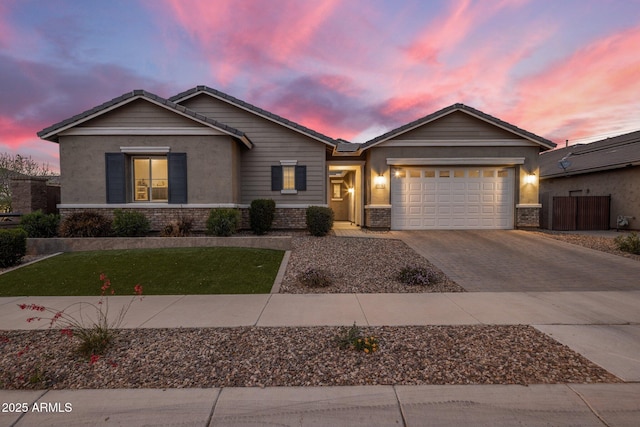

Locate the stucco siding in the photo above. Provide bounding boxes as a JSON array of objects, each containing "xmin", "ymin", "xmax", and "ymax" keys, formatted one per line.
[
  {"xmin": 399, "ymin": 111, "xmax": 519, "ymax": 140},
  {"xmin": 59, "ymin": 135, "xmax": 238, "ymax": 204},
  {"xmin": 180, "ymin": 94, "xmax": 326, "ymax": 204},
  {"xmin": 541, "ymin": 167, "xmax": 640, "ymax": 229},
  {"xmin": 78, "ymin": 99, "xmax": 200, "ymax": 128}
]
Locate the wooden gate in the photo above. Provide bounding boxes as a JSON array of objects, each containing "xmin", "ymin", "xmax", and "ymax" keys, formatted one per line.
[{"xmin": 552, "ymin": 196, "xmax": 610, "ymax": 230}]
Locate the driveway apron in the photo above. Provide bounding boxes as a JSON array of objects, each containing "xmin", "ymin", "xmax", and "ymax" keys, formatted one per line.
[{"xmin": 396, "ymin": 230, "xmax": 640, "ymax": 292}]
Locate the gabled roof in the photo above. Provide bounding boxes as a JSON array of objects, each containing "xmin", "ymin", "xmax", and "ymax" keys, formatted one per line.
[
  {"xmin": 170, "ymin": 85, "xmax": 338, "ymax": 147},
  {"xmin": 360, "ymin": 103, "xmax": 556, "ymax": 150},
  {"xmin": 540, "ymin": 130, "xmax": 640, "ymax": 178},
  {"xmin": 37, "ymin": 90, "xmax": 253, "ymax": 148}
]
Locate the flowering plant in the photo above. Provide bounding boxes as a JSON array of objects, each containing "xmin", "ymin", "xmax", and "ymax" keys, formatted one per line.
[
  {"xmin": 18, "ymin": 274, "xmax": 143, "ymax": 358},
  {"xmin": 336, "ymin": 323, "xmax": 379, "ymax": 354}
]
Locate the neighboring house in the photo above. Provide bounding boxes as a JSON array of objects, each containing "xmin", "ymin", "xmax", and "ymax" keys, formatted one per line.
[
  {"xmin": 38, "ymin": 86, "xmax": 555, "ymax": 231},
  {"xmin": 539, "ymin": 131, "xmax": 640, "ymax": 230}
]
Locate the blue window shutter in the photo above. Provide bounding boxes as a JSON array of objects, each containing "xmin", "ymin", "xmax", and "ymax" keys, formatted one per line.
[
  {"xmin": 295, "ymin": 165, "xmax": 306, "ymax": 191},
  {"xmin": 271, "ymin": 166, "xmax": 282, "ymax": 191},
  {"xmin": 105, "ymin": 153, "xmax": 126, "ymax": 203},
  {"xmin": 168, "ymin": 153, "xmax": 187, "ymax": 204}
]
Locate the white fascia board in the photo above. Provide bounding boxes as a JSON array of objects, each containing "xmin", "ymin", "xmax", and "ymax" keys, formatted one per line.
[
  {"xmin": 364, "ymin": 204, "xmax": 392, "ymax": 209},
  {"xmin": 380, "ymin": 139, "xmax": 535, "ymax": 147},
  {"xmin": 516, "ymin": 204, "xmax": 542, "ymax": 208},
  {"xmin": 61, "ymin": 127, "xmax": 225, "ymax": 136},
  {"xmin": 120, "ymin": 146, "xmax": 171, "ymax": 154},
  {"xmin": 386, "ymin": 157, "xmax": 526, "ymax": 166}
]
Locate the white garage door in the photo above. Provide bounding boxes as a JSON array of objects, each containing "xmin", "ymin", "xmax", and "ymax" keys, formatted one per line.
[{"xmin": 391, "ymin": 167, "xmax": 514, "ymax": 230}]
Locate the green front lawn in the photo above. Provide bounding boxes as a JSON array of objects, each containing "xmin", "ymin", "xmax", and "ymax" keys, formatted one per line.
[{"xmin": 0, "ymin": 247, "xmax": 284, "ymax": 296}]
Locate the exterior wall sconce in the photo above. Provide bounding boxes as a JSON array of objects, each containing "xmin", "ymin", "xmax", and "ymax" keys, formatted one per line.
[
  {"xmin": 347, "ymin": 187, "xmax": 354, "ymax": 194},
  {"xmin": 525, "ymin": 173, "xmax": 536, "ymax": 185},
  {"xmin": 374, "ymin": 174, "xmax": 386, "ymax": 189}
]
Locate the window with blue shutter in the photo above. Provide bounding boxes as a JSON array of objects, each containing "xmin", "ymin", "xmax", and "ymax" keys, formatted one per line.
[
  {"xmin": 271, "ymin": 162, "xmax": 306, "ymax": 193},
  {"xmin": 168, "ymin": 153, "xmax": 188, "ymax": 204},
  {"xmin": 105, "ymin": 153, "xmax": 126, "ymax": 203}
]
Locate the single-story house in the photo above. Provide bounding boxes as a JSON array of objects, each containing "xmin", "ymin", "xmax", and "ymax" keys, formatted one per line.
[
  {"xmin": 539, "ymin": 130, "xmax": 640, "ymax": 230},
  {"xmin": 38, "ymin": 86, "xmax": 555, "ymax": 231}
]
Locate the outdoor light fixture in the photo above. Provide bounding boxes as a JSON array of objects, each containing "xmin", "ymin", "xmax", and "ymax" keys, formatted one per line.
[
  {"xmin": 374, "ymin": 174, "xmax": 386, "ymax": 189},
  {"xmin": 525, "ymin": 173, "xmax": 536, "ymax": 185},
  {"xmin": 347, "ymin": 187, "xmax": 355, "ymax": 194}
]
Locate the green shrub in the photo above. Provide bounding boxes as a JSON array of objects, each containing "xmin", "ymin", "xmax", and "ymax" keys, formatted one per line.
[
  {"xmin": 206, "ymin": 209, "xmax": 241, "ymax": 237},
  {"xmin": 297, "ymin": 268, "xmax": 332, "ymax": 288},
  {"xmin": 249, "ymin": 199, "xmax": 276, "ymax": 235},
  {"xmin": 615, "ymin": 232, "xmax": 640, "ymax": 255},
  {"xmin": 58, "ymin": 211, "xmax": 112, "ymax": 237},
  {"xmin": 396, "ymin": 265, "xmax": 440, "ymax": 286},
  {"xmin": 161, "ymin": 217, "xmax": 194, "ymax": 237},
  {"xmin": 112, "ymin": 210, "xmax": 150, "ymax": 237},
  {"xmin": 19, "ymin": 210, "xmax": 60, "ymax": 238},
  {"xmin": 0, "ymin": 228, "xmax": 27, "ymax": 268},
  {"xmin": 306, "ymin": 206, "xmax": 334, "ymax": 236}
]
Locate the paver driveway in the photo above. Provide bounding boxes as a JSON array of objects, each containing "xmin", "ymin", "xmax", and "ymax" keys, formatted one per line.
[{"xmin": 396, "ymin": 230, "xmax": 640, "ymax": 292}]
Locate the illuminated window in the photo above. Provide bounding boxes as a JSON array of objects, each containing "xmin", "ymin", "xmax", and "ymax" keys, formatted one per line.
[
  {"xmin": 283, "ymin": 165, "xmax": 296, "ymax": 190},
  {"xmin": 133, "ymin": 157, "xmax": 168, "ymax": 202},
  {"xmin": 271, "ymin": 161, "xmax": 306, "ymax": 194}
]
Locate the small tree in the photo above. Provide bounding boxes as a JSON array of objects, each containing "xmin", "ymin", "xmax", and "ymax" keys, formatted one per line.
[{"xmin": 0, "ymin": 153, "xmax": 55, "ymax": 212}]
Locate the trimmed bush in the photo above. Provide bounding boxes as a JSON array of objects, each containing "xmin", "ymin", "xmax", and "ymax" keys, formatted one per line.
[
  {"xmin": 0, "ymin": 228, "xmax": 27, "ymax": 268},
  {"xmin": 396, "ymin": 266, "xmax": 440, "ymax": 286},
  {"xmin": 59, "ymin": 211, "xmax": 112, "ymax": 237},
  {"xmin": 206, "ymin": 209, "xmax": 241, "ymax": 237},
  {"xmin": 161, "ymin": 217, "xmax": 194, "ymax": 237},
  {"xmin": 249, "ymin": 199, "xmax": 276, "ymax": 235},
  {"xmin": 306, "ymin": 206, "xmax": 334, "ymax": 236},
  {"xmin": 19, "ymin": 210, "xmax": 60, "ymax": 238},
  {"xmin": 615, "ymin": 232, "xmax": 640, "ymax": 255},
  {"xmin": 297, "ymin": 268, "xmax": 332, "ymax": 288},
  {"xmin": 112, "ymin": 210, "xmax": 150, "ymax": 237}
]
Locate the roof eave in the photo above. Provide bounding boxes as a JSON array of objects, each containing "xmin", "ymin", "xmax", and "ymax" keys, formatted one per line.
[
  {"xmin": 361, "ymin": 104, "xmax": 556, "ymax": 151},
  {"xmin": 37, "ymin": 90, "xmax": 250, "ymax": 145},
  {"xmin": 541, "ymin": 161, "xmax": 640, "ymax": 179},
  {"xmin": 171, "ymin": 86, "xmax": 338, "ymax": 148}
]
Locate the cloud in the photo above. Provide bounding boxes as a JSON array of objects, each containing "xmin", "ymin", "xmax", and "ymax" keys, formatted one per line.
[
  {"xmin": 0, "ymin": 53, "xmax": 172, "ymax": 167},
  {"xmin": 253, "ymin": 74, "xmax": 371, "ymax": 140},
  {"xmin": 508, "ymin": 24, "xmax": 640, "ymax": 142},
  {"xmin": 403, "ymin": 0, "xmax": 528, "ymax": 65},
  {"xmin": 158, "ymin": 0, "xmax": 342, "ymax": 84}
]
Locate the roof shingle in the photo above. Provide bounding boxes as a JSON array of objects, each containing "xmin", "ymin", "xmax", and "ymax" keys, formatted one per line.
[{"xmin": 540, "ymin": 130, "xmax": 640, "ymax": 178}]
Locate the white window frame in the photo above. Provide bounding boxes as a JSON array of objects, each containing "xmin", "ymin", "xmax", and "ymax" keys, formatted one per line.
[
  {"xmin": 280, "ymin": 160, "xmax": 298, "ymax": 194},
  {"xmin": 132, "ymin": 156, "xmax": 169, "ymax": 202}
]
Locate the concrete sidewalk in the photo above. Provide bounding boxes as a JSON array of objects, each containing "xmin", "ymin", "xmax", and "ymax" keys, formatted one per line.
[
  {"xmin": 3, "ymin": 291, "xmax": 640, "ymax": 382},
  {"xmin": 2, "ymin": 291, "xmax": 640, "ymax": 426},
  {"xmin": 2, "ymin": 384, "xmax": 639, "ymax": 426}
]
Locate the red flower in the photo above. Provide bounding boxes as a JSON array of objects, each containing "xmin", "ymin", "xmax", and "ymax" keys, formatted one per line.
[
  {"xmin": 60, "ymin": 329, "xmax": 73, "ymax": 338},
  {"xmin": 89, "ymin": 354, "xmax": 101, "ymax": 365},
  {"xmin": 134, "ymin": 284, "xmax": 143, "ymax": 296}
]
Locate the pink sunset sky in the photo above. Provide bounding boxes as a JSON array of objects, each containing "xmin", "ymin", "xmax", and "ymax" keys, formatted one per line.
[{"xmin": 1, "ymin": 0, "xmax": 640, "ymax": 172}]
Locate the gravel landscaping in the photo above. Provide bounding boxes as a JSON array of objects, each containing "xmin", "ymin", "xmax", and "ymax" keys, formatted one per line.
[
  {"xmin": 0, "ymin": 325, "xmax": 619, "ymax": 389},
  {"xmin": 2, "ymin": 231, "xmax": 631, "ymax": 390},
  {"xmin": 527, "ymin": 230, "xmax": 640, "ymax": 262},
  {"xmin": 280, "ymin": 235, "xmax": 464, "ymax": 293}
]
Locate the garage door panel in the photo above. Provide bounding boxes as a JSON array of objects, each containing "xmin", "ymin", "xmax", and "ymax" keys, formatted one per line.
[{"xmin": 391, "ymin": 166, "xmax": 514, "ymax": 230}]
